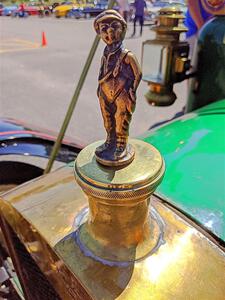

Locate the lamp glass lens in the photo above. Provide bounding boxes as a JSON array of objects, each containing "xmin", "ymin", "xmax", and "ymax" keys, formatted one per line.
[{"xmin": 142, "ymin": 43, "xmax": 168, "ymax": 84}]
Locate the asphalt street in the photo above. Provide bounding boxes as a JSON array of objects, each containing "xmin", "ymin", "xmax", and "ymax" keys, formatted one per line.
[{"xmin": 0, "ymin": 16, "xmax": 187, "ymax": 144}]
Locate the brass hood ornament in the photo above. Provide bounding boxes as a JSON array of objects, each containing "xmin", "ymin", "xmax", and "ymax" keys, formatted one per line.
[
  {"xmin": 74, "ymin": 10, "xmax": 165, "ymax": 264},
  {"xmin": 94, "ymin": 10, "xmax": 142, "ymax": 167}
]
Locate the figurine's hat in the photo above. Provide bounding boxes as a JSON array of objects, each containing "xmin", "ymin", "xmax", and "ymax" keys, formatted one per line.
[{"xmin": 94, "ymin": 10, "xmax": 127, "ymax": 34}]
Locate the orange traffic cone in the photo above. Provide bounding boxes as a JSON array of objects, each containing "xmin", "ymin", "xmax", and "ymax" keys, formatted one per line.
[{"xmin": 42, "ymin": 31, "xmax": 47, "ymax": 47}]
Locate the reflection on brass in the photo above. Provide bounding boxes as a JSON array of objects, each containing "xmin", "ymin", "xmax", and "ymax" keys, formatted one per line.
[
  {"xmin": 94, "ymin": 10, "xmax": 142, "ymax": 166},
  {"xmin": 0, "ymin": 168, "xmax": 92, "ymax": 300},
  {"xmin": 1, "ymin": 167, "xmax": 225, "ymax": 299},
  {"xmin": 145, "ymin": 82, "xmax": 176, "ymax": 106},
  {"xmin": 0, "ymin": 184, "xmax": 17, "ymax": 194},
  {"xmin": 74, "ymin": 139, "xmax": 165, "ymax": 261},
  {"xmin": 175, "ymin": 57, "xmax": 190, "ymax": 73}
]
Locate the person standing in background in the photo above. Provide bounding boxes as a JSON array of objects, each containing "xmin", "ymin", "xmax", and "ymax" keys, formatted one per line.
[
  {"xmin": 117, "ymin": 0, "xmax": 130, "ymax": 22},
  {"xmin": 131, "ymin": 0, "xmax": 147, "ymax": 37},
  {"xmin": 19, "ymin": 2, "xmax": 25, "ymax": 17},
  {"xmin": 185, "ymin": 0, "xmax": 212, "ymax": 57}
]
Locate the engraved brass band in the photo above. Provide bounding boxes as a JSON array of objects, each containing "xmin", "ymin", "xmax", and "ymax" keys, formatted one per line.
[{"xmin": 74, "ymin": 140, "xmax": 165, "ymax": 201}]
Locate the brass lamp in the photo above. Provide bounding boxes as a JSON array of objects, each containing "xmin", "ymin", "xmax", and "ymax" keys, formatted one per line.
[{"xmin": 142, "ymin": 6, "xmax": 191, "ymax": 106}]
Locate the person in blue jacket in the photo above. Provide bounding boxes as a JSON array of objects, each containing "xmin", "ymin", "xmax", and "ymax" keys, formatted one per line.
[
  {"xmin": 131, "ymin": 0, "xmax": 147, "ymax": 37},
  {"xmin": 185, "ymin": 0, "xmax": 212, "ymax": 57}
]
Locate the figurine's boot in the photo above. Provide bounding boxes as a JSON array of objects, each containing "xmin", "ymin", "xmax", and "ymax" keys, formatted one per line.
[
  {"xmin": 115, "ymin": 136, "xmax": 128, "ymax": 159},
  {"xmin": 95, "ymin": 135, "xmax": 112, "ymax": 154}
]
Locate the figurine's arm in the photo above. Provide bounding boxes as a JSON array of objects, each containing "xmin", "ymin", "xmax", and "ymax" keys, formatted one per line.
[
  {"xmin": 125, "ymin": 53, "xmax": 142, "ymax": 103},
  {"xmin": 97, "ymin": 56, "xmax": 104, "ymax": 97},
  {"xmin": 125, "ymin": 53, "xmax": 142, "ymax": 92}
]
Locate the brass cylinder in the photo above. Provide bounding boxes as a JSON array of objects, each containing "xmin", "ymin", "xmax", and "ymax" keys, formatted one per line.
[
  {"xmin": 74, "ymin": 139, "xmax": 165, "ymax": 262},
  {"xmin": 87, "ymin": 194, "xmax": 150, "ymax": 247}
]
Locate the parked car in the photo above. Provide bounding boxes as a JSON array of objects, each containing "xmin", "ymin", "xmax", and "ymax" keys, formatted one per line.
[
  {"xmin": 1, "ymin": 5, "xmax": 17, "ymax": 16},
  {"xmin": 54, "ymin": 0, "xmax": 117, "ymax": 19},
  {"xmin": 48, "ymin": 2, "xmax": 60, "ymax": 13},
  {"xmin": 0, "ymin": 117, "xmax": 84, "ymax": 192},
  {"xmin": 81, "ymin": 4, "xmax": 106, "ymax": 18},
  {"xmin": 54, "ymin": 3, "xmax": 74, "ymax": 17},
  {"xmin": 0, "ymin": 2, "xmax": 3, "ymax": 15},
  {"xmin": 12, "ymin": 3, "xmax": 42, "ymax": 17},
  {"xmin": 25, "ymin": 3, "xmax": 40, "ymax": 15},
  {"xmin": 81, "ymin": 1, "xmax": 119, "ymax": 18},
  {"xmin": 65, "ymin": 7, "xmax": 84, "ymax": 18}
]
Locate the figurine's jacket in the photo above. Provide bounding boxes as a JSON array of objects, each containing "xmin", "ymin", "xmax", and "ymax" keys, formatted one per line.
[{"xmin": 98, "ymin": 47, "xmax": 135, "ymax": 102}]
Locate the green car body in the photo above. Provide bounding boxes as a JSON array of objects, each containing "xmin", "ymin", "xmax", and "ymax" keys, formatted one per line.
[{"xmin": 139, "ymin": 99, "xmax": 225, "ymax": 242}]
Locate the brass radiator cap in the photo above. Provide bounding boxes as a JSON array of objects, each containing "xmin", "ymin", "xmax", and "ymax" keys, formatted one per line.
[{"xmin": 74, "ymin": 139, "xmax": 165, "ymax": 201}]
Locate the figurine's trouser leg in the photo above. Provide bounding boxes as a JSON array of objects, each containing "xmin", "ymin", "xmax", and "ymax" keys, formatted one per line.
[
  {"xmin": 115, "ymin": 92, "xmax": 135, "ymax": 149},
  {"xmin": 99, "ymin": 95, "xmax": 115, "ymax": 144}
]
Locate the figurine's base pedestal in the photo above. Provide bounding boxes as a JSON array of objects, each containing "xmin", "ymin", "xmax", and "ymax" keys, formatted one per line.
[
  {"xmin": 74, "ymin": 139, "xmax": 165, "ymax": 262},
  {"xmin": 95, "ymin": 143, "xmax": 135, "ymax": 167}
]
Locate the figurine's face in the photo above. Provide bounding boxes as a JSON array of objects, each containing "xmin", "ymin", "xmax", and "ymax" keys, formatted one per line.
[{"xmin": 99, "ymin": 20, "xmax": 124, "ymax": 45}]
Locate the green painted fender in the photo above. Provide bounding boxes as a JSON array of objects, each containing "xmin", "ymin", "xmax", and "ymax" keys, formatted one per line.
[{"xmin": 139, "ymin": 100, "xmax": 225, "ymax": 242}]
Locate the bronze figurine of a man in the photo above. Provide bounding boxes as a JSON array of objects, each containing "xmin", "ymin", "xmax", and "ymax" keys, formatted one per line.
[{"xmin": 94, "ymin": 10, "xmax": 142, "ymax": 166}]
